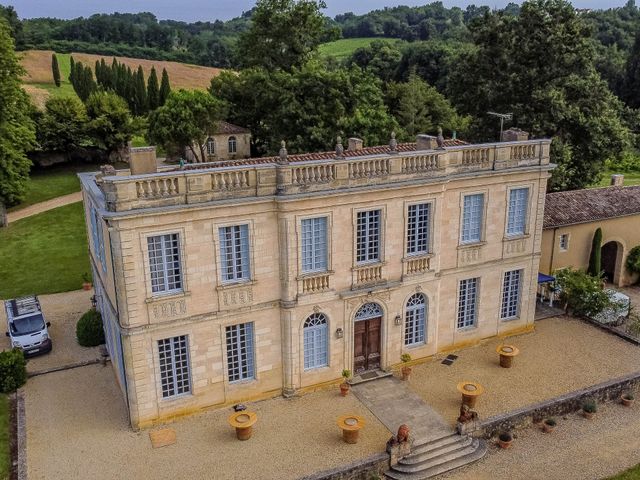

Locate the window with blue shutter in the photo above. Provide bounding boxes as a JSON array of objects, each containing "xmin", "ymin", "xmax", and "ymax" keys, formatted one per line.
[
  {"xmin": 219, "ymin": 225, "xmax": 250, "ymax": 282},
  {"xmin": 301, "ymin": 217, "xmax": 328, "ymax": 273},
  {"xmin": 507, "ymin": 188, "xmax": 529, "ymax": 236},
  {"xmin": 461, "ymin": 194, "xmax": 484, "ymax": 244}
]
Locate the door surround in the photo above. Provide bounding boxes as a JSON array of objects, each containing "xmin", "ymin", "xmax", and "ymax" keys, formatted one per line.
[{"xmin": 353, "ymin": 302, "xmax": 384, "ymax": 374}]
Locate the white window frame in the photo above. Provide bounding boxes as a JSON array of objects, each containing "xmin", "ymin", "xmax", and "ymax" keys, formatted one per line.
[
  {"xmin": 228, "ymin": 136, "xmax": 237, "ymax": 154},
  {"xmin": 157, "ymin": 335, "xmax": 191, "ymax": 399},
  {"xmin": 457, "ymin": 277, "xmax": 479, "ymax": 329},
  {"xmin": 219, "ymin": 224, "xmax": 251, "ymax": 283},
  {"xmin": 356, "ymin": 209, "xmax": 382, "ymax": 264},
  {"xmin": 559, "ymin": 234, "xmax": 569, "ymax": 251},
  {"xmin": 406, "ymin": 202, "xmax": 432, "ymax": 256},
  {"xmin": 303, "ymin": 313, "xmax": 329, "ymax": 370},
  {"xmin": 226, "ymin": 322, "xmax": 255, "ymax": 383},
  {"xmin": 206, "ymin": 137, "xmax": 215, "ymax": 155},
  {"xmin": 460, "ymin": 193, "xmax": 485, "ymax": 244},
  {"xmin": 404, "ymin": 293, "xmax": 427, "ymax": 346},
  {"xmin": 500, "ymin": 269, "xmax": 522, "ymax": 320},
  {"xmin": 506, "ymin": 187, "xmax": 529, "ymax": 237},
  {"xmin": 147, "ymin": 233, "xmax": 183, "ymax": 295},
  {"xmin": 301, "ymin": 216, "xmax": 328, "ymax": 274}
]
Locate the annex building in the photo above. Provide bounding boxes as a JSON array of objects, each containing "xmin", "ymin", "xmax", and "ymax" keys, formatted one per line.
[{"xmin": 80, "ymin": 132, "xmax": 552, "ymax": 428}]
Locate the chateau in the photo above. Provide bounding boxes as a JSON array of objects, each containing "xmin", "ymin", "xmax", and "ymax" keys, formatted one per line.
[{"xmin": 80, "ymin": 132, "xmax": 552, "ymax": 429}]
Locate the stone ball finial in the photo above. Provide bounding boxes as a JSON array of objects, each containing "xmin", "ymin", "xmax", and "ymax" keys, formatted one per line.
[
  {"xmin": 335, "ymin": 136, "xmax": 344, "ymax": 158},
  {"xmin": 389, "ymin": 131, "xmax": 398, "ymax": 152},
  {"xmin": 436, "ymin": 126, "xmax": 445, "ymax": 149},
  {"xmin": 278, "ymin": 140, "xmax": 288, "ymax": 165}
]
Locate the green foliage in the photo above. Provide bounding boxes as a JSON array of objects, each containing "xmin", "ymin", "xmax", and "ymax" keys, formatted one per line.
[
  {"xmin": 147, "ymin": 66, "xmax": 160, "ymax": 111},
  {"xmin": 554, "ymin": 268, "xmax": 612, "ymax": 318},
  {"xmin": 51, "ymin": 53, "xmax": 61, "ymax": 87},
  {"xmin": 347, "ymin": 39, "xmax": 403, "ymax": 82},
  {"xmin": 544, "ymin": 417, "xmax": 557, "ymax": 426},
  {"xmin": 605, "ymin": 150, "xmax": 640, "ymax": 174},
  {"xmin": 69, "ymin": 59, "xmax": 97, "ymax": 101},
  {"xmin": 133, "ymin": 65, "xmax": 147, "ymax": 116},
  {"xmin": 148, "ymin": 89, "xmax": 226, "ymax": 161},
  {"xmin": 626, "ymin": 245, "xmax": 640, "ymax": 275},
  {"xmin": 0, "ymin": 18, "xmax": 36, "ymax": 211},
  {"xmin": 582, "ymin": 399, "xmax": 598, "ymax": 413},
  {"xmin": 0, "ymin": 349, "xmax": 27, "ymax": 393},
  {"xmin": 341, "ymin": 369, "xmax": 352, "ymax": 379},
  {"xmin": 588, "ymin": 228, "xmax": 603, "ymax": 277},
  {"xmin": 76, "ymin": 308, "xmax": 105, "ymax": 347},
  {"xmin": 238, "ymin": 0, "xmax": 338, "ymax": 71},
  {"xmin": 159, "ymin": 68, "xmax": 171, "ymax": 106},
  {"xmin": 36, "ymin": 97, "xmax": 90, "ymax": 153},
  {"xmin": 85, "ymin": 91, "xmax": 134, "ymax": 160},
  {"xmin": 400, "ymin": 353, "xmax": 412, "ymax": 363}
]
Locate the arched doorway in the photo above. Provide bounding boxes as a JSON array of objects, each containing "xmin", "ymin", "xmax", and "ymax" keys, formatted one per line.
[
  {"xmin": 353, "ymin": 303, "xmax": 382, "ymax": 374},
  {"xmin": 601, "ymin": 241, "xmax": 621, "ymax": 283}
]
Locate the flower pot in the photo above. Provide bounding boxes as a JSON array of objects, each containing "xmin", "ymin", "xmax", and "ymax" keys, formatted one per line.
[
  {"xmin": 401, "ymin": 366, "xmax": 412, "ymax": 381},
  {"xmin": 621, "ymin": 395, "xmax": 634, "ymax": 407},
  {"xmin": 82, "ymin": 282, "xmax": 93, "ymax": 291},
  {"xmin": 457, "ymin": 381, "xmax": 484, "ymax": 408},
  {"xmin": 582, "ymin": 410, "xmax": 594, "ymax": 420},
  {"xmin": 496, "ymin": 345, "xmax": 519, "ymax": 369},
  {"xmin": 340, "ymin": 382, "xmax": 350, "ymax": 397},
  {"xmin": 337, "ymin": 414, "xmax": 365, "ymax": 444},
  {"xmin": 498, "ymin": 434, "xmax": 513, "ymax": 449},
  {"xmin": 542, "ymin": 421, "xmax": 555, "ymax": 433},
  {"xmin": 228, "ymin": 411, "xmax": 258, "ymax": 441}
]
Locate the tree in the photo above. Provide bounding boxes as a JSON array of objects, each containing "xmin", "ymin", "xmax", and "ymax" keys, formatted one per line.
[
  {"xmin": 147, "ymin": 66, "xmax": 160, "ymax": 111},
  {"xmin": 448, "ymin": 0, "xmax": 630, "ymax": 191},
  {"xmin": 159, "ymin": 68, "xmax": 171, "ymax": 106},
  {"xmin": 69, "ymin": 55, "xmax": 75, "ymax": 83},
  {"xmin": 51, "ymin": 53, "xmax": 61, "ymax": 87},
  {"xmin": 237, "ymin": 0, "xmax": 338, "ymax": 71},
  {"xmin": 588, "ymin": 227, "xmax": 603, "ymax": 277},
  {"xmin": 347, "ymin": 40, "xmax": 403, "ymax": 82},
  {"xmin": 147, "ymin": 89, "xmax": 226, "ymax": 162},
  {"xmin": 0, "ymin": 19, "xmax": 35, "ymax": 226},
  {"xmin": 36, "ymin": 97, "xmax": 90, "ymax": 154},
  {"xmin": 133, "ymin": 65, "xmax": 147, "ymax": 116},
  {"xmin": 85, "ymin": 91, "xmax": 134, "ymax": 162}
]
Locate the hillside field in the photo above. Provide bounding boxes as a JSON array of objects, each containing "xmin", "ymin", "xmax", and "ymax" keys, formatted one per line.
[
  {"xmin": 318, "ymin": 37, "xmax": 403, "ymax": 60},
  {"xmin": 20, "ymin": 50, "xmax": 224, "ymax": 107}
]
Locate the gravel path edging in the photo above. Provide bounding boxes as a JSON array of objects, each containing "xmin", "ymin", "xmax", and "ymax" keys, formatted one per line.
[
  {"xmin": 297, "ymin": 452, "xmax": 389, "ymax": 480},
  {"xmin": 27, "ymin": 358, "xmax": 105, "ymax": 378},
  {"xmin": 461, "ymin": 370, "xmax": 640, "ymax": 439},
  {"xmin": 16, "ymin": 390, "xmax": 26, "ymax": 480},
  {"xmin": 7, "ymin": 193, "xmax": 82, "ymax": 223}
]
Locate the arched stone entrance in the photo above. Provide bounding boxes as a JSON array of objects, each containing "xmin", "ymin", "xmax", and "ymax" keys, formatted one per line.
[
  {"xmin": 601, "ymin": 241, "xmax": 622, "ymax": 284},
  {"xmin": 353, "ymin": 302, "xmax": 383, "ymax": 374}
]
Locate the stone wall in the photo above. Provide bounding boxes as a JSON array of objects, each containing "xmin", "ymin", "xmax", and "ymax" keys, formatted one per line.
[{"xmin": 299, "ymin": 453, "xmax": 389, "ymax": 480}]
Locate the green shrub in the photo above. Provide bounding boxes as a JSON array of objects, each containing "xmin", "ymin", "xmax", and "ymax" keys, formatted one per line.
[
  {"xmin": 0, "ymin": 349, "xmax": 27, "ymax": 393},
  {"xmin": 626, "ymin": 246, "xmax": 640, "ymax": 277},
  {"xmin": 76, "ymin": 309, "xmax": 105, "ymax": 347},
  {"xmin": 582, "ymin": 399, "xmax": 597, "ymax": 413},
  {"xmin": 555, "ymin": 268, "xmax": 613, "ymax": 318}
]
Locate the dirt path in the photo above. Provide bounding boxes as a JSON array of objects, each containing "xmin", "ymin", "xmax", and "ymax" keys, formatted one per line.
[{"xmin": 7, "ymin": 192, "xmax": 82, "ymax": 223}]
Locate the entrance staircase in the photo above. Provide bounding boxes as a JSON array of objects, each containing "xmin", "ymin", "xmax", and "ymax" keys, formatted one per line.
[{"xmin": 351, "ymin": 376, "xmax": 486, "ymax": 480}]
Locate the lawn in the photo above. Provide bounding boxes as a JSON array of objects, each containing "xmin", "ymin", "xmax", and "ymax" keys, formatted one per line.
[
  {"xmin": 20, "ymin": 51, "xmax": 77, "ymax": 105},
  {"xmin": 318, "ymin": 37, "xmax": 402, "ymax": 60},
  {"xmin": 609, "ymin": 464, "xmax": 640, "ymax": 479},
  {"xmin": 595, "ymin": 171, "xmax": 640, "ymax": 188},
  {"xmin": 9, "ymin": 168, "xmax": 80, "ymax": 212},
  {"xmin": 0, "ymin": 395, "xmax": 9, "ymax": 480},
  {"xmin": 0, "ymin": 202, "xmax": 89, "ymax": 299}
]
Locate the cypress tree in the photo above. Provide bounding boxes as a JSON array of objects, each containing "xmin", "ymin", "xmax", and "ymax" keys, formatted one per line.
[
  {"xmin": 588, "ymin": 227, "xmax": 603, "ymax": 277},
  {"xmin": 69, "ymin": 55, "xmax": 75, "ymax": 84},
  {"xmin": 94, "ymin": 59, "xmax": 101, "ymax": 85},
  {"xmin": 51, "ymin": 53, "xmax": 60, "ymax": 87},
  {"xmin": 100, "ymin": 58, "xmax": 110, "ymax": 89},
  {"xmin": 147, "ymin": 66, "xmax": 159, "ymax": 111},
  {"xmin": 134, "ymin": 65, "xmax": 147, "ymax": 115},
  {"xmin": 159, "ymin": 68, "xmax": 171, "ymax": 106}
]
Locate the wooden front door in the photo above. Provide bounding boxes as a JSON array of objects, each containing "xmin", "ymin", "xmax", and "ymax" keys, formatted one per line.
[{"xmin": 354, "ymin": 317, "xmax": 381, "ymax": 374}]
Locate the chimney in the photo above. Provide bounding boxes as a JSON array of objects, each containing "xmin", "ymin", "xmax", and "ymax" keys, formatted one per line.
[
  {"xmin": 502, "ymin": 128, "xmax": 529, "ymax": 142},
  {"xmin": 611, "ymin": 174, "xmax": 624, "ymax": 187},
  {"xmin": 130, "ymin": 146, "xmax": 158, "ymax": 175},
  {"xmin": 416, "ymin": 134, "xmax": 438, "ymax": 151},
  {"xmin": 348, "ymin": 137, "xmax": 363, "ymax": 151}
]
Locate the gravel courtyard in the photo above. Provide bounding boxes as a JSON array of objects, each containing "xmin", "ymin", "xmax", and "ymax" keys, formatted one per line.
[
  {"xmin": 25, "ymin": 364, "xmax": 390, "ymax": 480},
  {"xmin": 408, "ymin": 316, "xmax": 640, "ymax": 424}
]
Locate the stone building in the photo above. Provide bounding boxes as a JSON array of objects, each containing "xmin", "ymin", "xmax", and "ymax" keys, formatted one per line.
[
  {"xmin": 540, "ymin": 180, "xmax": 640, "ymax": 286},
  {"xmin": 80, "ymin": 134, "xmax": 552, "ymax": 429},
  {"xmin": 184, "ymin": 121, "xmax": 251, "ymax": 163}
]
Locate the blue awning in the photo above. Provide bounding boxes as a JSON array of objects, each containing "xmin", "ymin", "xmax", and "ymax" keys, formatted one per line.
[{"xmin": 538, "ymin": 272, "xmax": 555, "ymax": 284}]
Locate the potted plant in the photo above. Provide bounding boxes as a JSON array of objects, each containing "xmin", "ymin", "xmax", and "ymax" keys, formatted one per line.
[
  {"xmin": 621, "ymin": 392, "xmax": 635, "ymax": 407},
  {"xmin": 582, "ymin": 400, "xmax": 597, "ymax": 419},
  {"xmin": 542, "ymin": 417, "xmax": 556, "ymax": 433},
  {"xmin": 82, "ymin": 272, "xmax": 92, "ymax": 291},
  {"xmin": 497, "ymin": 432, "xmax": 513, "ymax": 449},
  {"xmin": 340, "ymin": 369, "xmax": 352, "ymax": 396},
  {"xmin": 401, "ymin": 353, "xmax": 412, "ymax": 381}
]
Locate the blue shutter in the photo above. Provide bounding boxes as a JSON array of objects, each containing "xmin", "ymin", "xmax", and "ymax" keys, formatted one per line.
[{"xmin": 240, "ymin": 224, "xmax": 250, "ymax": 280}]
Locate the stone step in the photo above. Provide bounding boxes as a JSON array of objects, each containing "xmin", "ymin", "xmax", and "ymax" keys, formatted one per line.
[
  {"xmin": 411, "ymin": 433, "xmax": 464, "ymax": 454},
  {"xmin": 392, "ymin": 440, "xmax": 479, "ymax": 473},
  {"xmin": 348, "ymin": 370, "xmax": 393, "ymax": 386},
  {"xmin": 400, "ymin": 436, "xmax": 474, "ymax": 465}
]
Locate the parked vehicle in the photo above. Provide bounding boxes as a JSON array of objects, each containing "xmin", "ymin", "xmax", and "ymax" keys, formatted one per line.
[
  {"xmin": 592, "ymin": 289, "xmax": 630, "ymax": 325},
  {"xmin": 4, "ymin": 296, "xmax": 52, "ymax": 356}
]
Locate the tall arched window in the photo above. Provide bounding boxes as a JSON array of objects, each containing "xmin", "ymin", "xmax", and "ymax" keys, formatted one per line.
[
  {"xmin": 228, "ymin": 136, "xmax": 237, "ymax": 154},
  {"xmin": 405, "ymin": 293, "xmax": 426, "ymax": 346},
  {"xmin": 303, "ymin": 313, "xmax": 328, "ymax": 370},
  {"xmin": 206, "ymin": 137, "xmax": 215, "ymax": 155}
]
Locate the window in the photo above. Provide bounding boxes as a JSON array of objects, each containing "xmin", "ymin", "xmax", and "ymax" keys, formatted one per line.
[
  {"xmin": 501, "ymin": 270, "xmax": 522, "ymax": 320},
  {"xmin": 219, "ymin": 225, "xmax": 250, "ymax": 283},
  {"xmin": 507, "ymin": 188, "xmax": 529, "ymax": 236},
  {"xmin": 90, "ymin": 207, "xmax": 106, "ymax": 271},
  {"xmin": 206, "ymin": 137, "xmax": 215, "ymax": 155},
  {"xmin": 147, "ymin": 234, "xmax": 182, "ymax": 294},
  {"xmin": 559, "ymin": 234, "xmax": 569, "ymax": 251},
  {"xmin": 158, "ymin": 335, "xmax": 191, "ymax": 398},
  {"xmin": 457, "ymin": 278, "xmax": 479, "ymax": 329},
  {"xmin": 301, "ymin": 217, "xmax": 328, "ymax": 273},
  {"xmin": 303, "ymin": 313, "xmax": 328, "ymax": 370},
  {"xmin": 356, "ymin": 210, "xmax": 381, "ymax": 264},
  {"xmin": 407, "ymin": 203, "xmax": 431, "ymax": 256},
  {"xmin": 228, "ymin": 136, "xmax": 237, "ymax": 153},
  {"xmin": 405, "ymin": 294, "xmax": 426, "ymax": 346},
  {"xmin": 226, "ymin": 323, "xmax": 255, "ymax": 382},
  {"xmin": 461, "ymin": 194, "xmax": 484, "ymax": 244},
  {"xmin": 355, "ymin": 302, "xmax": 383, "ymax": 321}
]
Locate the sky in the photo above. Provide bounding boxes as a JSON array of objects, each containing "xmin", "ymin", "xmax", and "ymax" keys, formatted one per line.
[{"xmin": 5, "ymin": 0, "xmax": 632, "ymax": 22}]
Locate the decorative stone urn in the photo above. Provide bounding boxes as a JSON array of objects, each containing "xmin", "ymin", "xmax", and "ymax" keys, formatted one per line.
[
  {"xmin": 496, "ymin": 344, "xmax": 520, "ymax": 368},
  {"xmin": 457, "ymin": 381, "xmax": 484, "ymax": 408},
  {"xmin": 228, "ymin": 411, "xmax": 258, "ymax": 440},
  {"xmin": 337, "ymin": 414, "xmax": 365, "ymax": 444}
]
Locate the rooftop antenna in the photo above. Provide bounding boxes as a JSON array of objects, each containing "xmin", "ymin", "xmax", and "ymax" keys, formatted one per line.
[{"xmin": 487, "ymin": 111, "xmax": 513, "ymax": 141}]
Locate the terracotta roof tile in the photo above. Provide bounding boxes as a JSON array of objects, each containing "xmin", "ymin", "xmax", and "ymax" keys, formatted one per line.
[
  {"xmin": 544, "ymin": 185, "xmax": 640, "ymax": 228},
  {"xmin": 214, "ymin": 121, "xmax": 251, "ymax": 135}
]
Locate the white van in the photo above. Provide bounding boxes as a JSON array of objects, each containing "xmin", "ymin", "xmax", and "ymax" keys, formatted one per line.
[
  {"xmin": 4, "ymin": 296, "xmax": 52, "ymax": 356},
  {"xmin": 592, "ymin": 289, "xmax": 631, "ymax": 325}
]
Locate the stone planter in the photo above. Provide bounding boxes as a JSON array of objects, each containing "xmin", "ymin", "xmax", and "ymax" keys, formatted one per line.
[
  {"xmin": 457, "ymin": 381, "xmax": 484, "ymax": 408},
  {"xmin": 228, "ymin": 411, "xmax": 258, "ymax": 441},
  {"xmin": 496, "ymin": 344, "xmax": 520, "ymax": 368},
  {"xmin": 498, "ymin": 433, "xmax": 513, "ymax": 449},
  {"xmin": 582, "ymin": 410, "xmax": 595, "ymax": 420},
  {"xmin": 337, "ymin": 414, "xmax": 365, "ymax": 444},
  {"xmin": 621, "ymin": 394, "xmax": 635, "ymax": 407},
  {"xmin": 401, "ymin": 366, "xmax": 412, "ymax": 381},
  {"xmin": 340, "ymin": 382, "xmax": 350, "ymax": 396},
  {"xmin": 82, "ymin": 282, "xmax": 93, "ymax": 291},
  {"xmin": 542, "ymin": 420, "xmax": 556, "ymax": 433}
]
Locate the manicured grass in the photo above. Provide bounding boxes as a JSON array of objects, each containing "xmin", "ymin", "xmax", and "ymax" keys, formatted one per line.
[
  {"xmin": 608, "ymin": 464, "xmax": 640, "ymax": 479},
  {"xmin": 0, "ymin": 395, "xmax": 9, "ymax": 480},
  {"xmin": 9, "ymin": 169, "xmax": 80, "ymax": 212},
  {"xmin": 318, "ymin": 37, "xmax": 402, "ymax": 60},
  {"xmin": 20, "ymin": 51, "xmax": 78, "ymax": 104},
  {"xmin": 0, "ymin": 202, "xmax": 89, "ymax": 299},
  {"xmin": 594, "ymin": 171, "xmax": 640, "ymax": 188}
]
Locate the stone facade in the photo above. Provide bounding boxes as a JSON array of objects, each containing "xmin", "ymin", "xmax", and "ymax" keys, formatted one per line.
[
  {"xmin": 81, "ymin": 136, "xmax": 552, "ymax": 429},
  {"xmin": 183, "ymin": 121, "xmax": 251, "ymax": 163}
]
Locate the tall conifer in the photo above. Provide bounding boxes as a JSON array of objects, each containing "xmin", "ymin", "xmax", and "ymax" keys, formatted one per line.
[
  {"xmin": 51, "ymin": 53, "xmax": 60, "ymax": 87},
  {"xmin": 147, "ymin": 66, "xmax": 159, "ymax": 111},
  {"xmin": 159, "ymin": 68, "xmax": 171, "ymax": 106}
]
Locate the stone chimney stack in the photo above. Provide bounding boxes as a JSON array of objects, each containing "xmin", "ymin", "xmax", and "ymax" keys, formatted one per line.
[
  {"xmin": 416, "ymin": 134, "xmax": 438, "ymax": 150},
  {"xmin": 502, "ymin": 128, "xmax": 529, "ymax": 142},
  {"xmin": 348, "ymin": 138, "xmax": 363, "ymax": 151},
  {"xmin": 130, "ymin": 146, "xmax": 158, "ymax": 175},
  {"xmin": 611, "ymin": 174, "xmax": 624, "ymax": 186}
]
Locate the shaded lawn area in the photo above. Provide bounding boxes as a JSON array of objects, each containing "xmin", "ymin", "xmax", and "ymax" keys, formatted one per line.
[
  {"xmin": 609, "ymin": 465, "xmax": 640, "ymax": 479},
  {"xmin": 594, "ymin": 171, "xmax": 640, "ymax": 188},
  {"xmin": 0, "ymin": 395, "xmax": 9, "ymax": 480},
  {"xmin": 0, "ymin": 202, "xmax": 89, "ymax": 299},
  {"xmin": 8, "ymin": 167, "xmax": 81, "ymax": 212}
]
